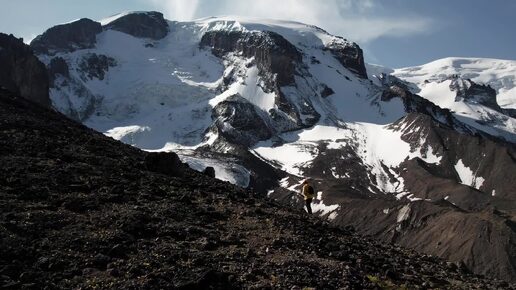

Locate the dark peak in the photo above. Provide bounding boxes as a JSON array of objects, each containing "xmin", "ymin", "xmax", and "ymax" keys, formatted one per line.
[
  {"xmin": 103, "ymin": 11, "xmax": 169, "ymax": 40},
  {"xmin": 0, "ymin": 33, "xmax": 50, "ymax": 107},
  {"xmin": 30, "ymin": 18, "xmax": 102, "ymax": 54},
  {"xmin": 324, "ymin": 38, "xmax": 367, "ymax": 79}
]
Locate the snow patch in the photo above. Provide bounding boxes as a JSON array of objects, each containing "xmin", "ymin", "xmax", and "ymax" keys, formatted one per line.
[
  {"xmin": 454, "ymin": 159, "xmax": 485, "ymax": 190},
  {"xmin": 178, "ymin": 154, "xmax": 251, "ymax": 188},
  {"xmin": 397, "ymin": 204, "xmax": 411, "ymax": 223},
  {"xmin": 312, "ymin": 201, "xmax": 340, "ymax": 217},
  {"xmin": 327, "ymin": 212, "xmax": 338, "ymax": 220},
  {"xmin": 105, "ymin": 125, "xmax": 151, "ymax": 145}
]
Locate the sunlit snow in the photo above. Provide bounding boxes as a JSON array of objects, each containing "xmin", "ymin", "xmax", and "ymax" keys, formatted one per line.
[{"xmin": 454, "ymin": 159, "xmax": 485, "ymax": 190}]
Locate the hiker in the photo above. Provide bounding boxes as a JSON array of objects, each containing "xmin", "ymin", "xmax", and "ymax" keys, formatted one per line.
[{"xmin": 301, "ymin": 179, "xmax": 315, "ymax": 214}]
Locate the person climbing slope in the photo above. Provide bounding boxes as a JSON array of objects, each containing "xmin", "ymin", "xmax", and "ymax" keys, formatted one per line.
[{"xmin": 301, "ymin": 179, "xmax": 315, "ymax": 214}]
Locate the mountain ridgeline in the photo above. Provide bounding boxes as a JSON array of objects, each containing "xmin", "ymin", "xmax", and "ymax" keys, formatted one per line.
[{"xmin": 1, "ymin": 10, "xmax": 516, "ymax": 284}]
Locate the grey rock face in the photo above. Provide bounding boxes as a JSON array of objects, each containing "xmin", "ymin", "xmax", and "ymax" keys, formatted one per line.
[
  {"xmin": 0, "ymin": 33, "xmax": 50, "ymax": 107},
  {"xmin": 103, "ymin": 11, "xmax": 169, "ymax": 40},
  {"xmin": 324, "ymin": 38, "xmax": 367, "ymax": 79},
  {"xmin": 48, "ymin": 57, "xmax": 69, "ymax": 87},
  {"xmin": 450, "ymin": 77, "xmax": 501, "ymax": 111},
  {"xmin": 78, "ymin": 53, "xmax": 116, "ymax": 81},
  {"xmin": 30, "ymin": 18, "xmax": 102, "ymax": 54},
  {"xmin": 212, "ymin": 94, "xmax": 273, "ymax": 147}
]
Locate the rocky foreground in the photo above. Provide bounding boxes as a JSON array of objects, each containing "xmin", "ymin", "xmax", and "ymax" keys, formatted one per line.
[{"xmin": 0, "ymin": 88, "xmax": 512, "ymax": 289}]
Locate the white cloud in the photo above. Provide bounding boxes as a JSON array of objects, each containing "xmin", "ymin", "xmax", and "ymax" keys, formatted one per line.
[
  {"xmin": 145, "ymin": 0, "xmax": 434, "ymax": 43},
  {"xmin": 147, "ymin": 0, "xmax": 199, "ymax": 21},
  {"xmin": 336, "ymin": 17, "xmax": 434, "ymax": 43}
]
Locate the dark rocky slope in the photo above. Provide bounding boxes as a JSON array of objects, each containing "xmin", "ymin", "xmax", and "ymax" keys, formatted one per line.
[{"xmin": 0, "ymin": 88, "xmax": 511, "ymax": 289}]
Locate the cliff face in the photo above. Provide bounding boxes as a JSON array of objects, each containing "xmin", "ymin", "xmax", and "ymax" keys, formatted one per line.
[
  {"xmin": 0, "ymin": 33, "xmax": 50, "ymax": 107},
  {"xmin": 324, "ymin": 38, "xmax": 367, "ymax": 79}
]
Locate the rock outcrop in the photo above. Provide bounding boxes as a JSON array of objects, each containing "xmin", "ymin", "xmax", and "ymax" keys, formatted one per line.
[
  {"xmin": 450, "ymin": 77, "xmax": 501, "ymax": 111},
  {"xmin": 0, "ymin": 33, "xmax": 50, "ymax": 107},
  {"xmin": 47, "ymin": 56, "xmax": 69, "ymax": 87},
  {"xmin": 103, "ymin": 11, "xmax": 169, "ymax": 40},
  {"xmin": 324, "ymin": 38, "xmax": 367, "ymax": 79},
  {"xmin": 212, "ymin": 94, "xmax": 273, "ymax": 146},
  {"xmin": 78, "ymin": 53, "xmax": 116, "ymax": 81},
  {"xmin": 30, "ymin": 18, "xmax": 102, "ymax": 54}
]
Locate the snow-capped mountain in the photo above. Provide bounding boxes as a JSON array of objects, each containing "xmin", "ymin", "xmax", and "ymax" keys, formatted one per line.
[
  {"xmin": 28, "ymin": 11, "xmax": 516, "ymax": 281},
  {"xmin": 391, "ymin": 58, "xmax": 516, "ymax": 142},
  {"xmin": 394, "ymin": 57, "xmax": 516, "ymax": 109}
]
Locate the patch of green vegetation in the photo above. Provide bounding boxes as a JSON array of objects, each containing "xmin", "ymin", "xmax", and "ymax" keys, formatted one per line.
[{"xmin": 366, "ymin": 274, "xmax": 408, "ymax": 290}]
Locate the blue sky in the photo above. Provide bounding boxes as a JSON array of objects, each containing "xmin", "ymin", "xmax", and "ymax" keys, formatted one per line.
[{"xmin": 1, "ymin": 0, "xmax": 514, "ymax": 68}]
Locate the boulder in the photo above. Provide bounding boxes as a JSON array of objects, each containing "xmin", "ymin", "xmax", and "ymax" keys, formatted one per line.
[
  {"xmin": 203, "ymin": 166, "xmax": 216, "ymax": 178},
  {"xmin": 144, "ymin": 151, "xmax": 185, "ymax": 177}
]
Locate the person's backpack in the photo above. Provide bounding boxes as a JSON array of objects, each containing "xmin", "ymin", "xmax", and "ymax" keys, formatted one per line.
[{"xmin": 306, "ymin": 185, "xmax": 314, "ymax": 196}]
